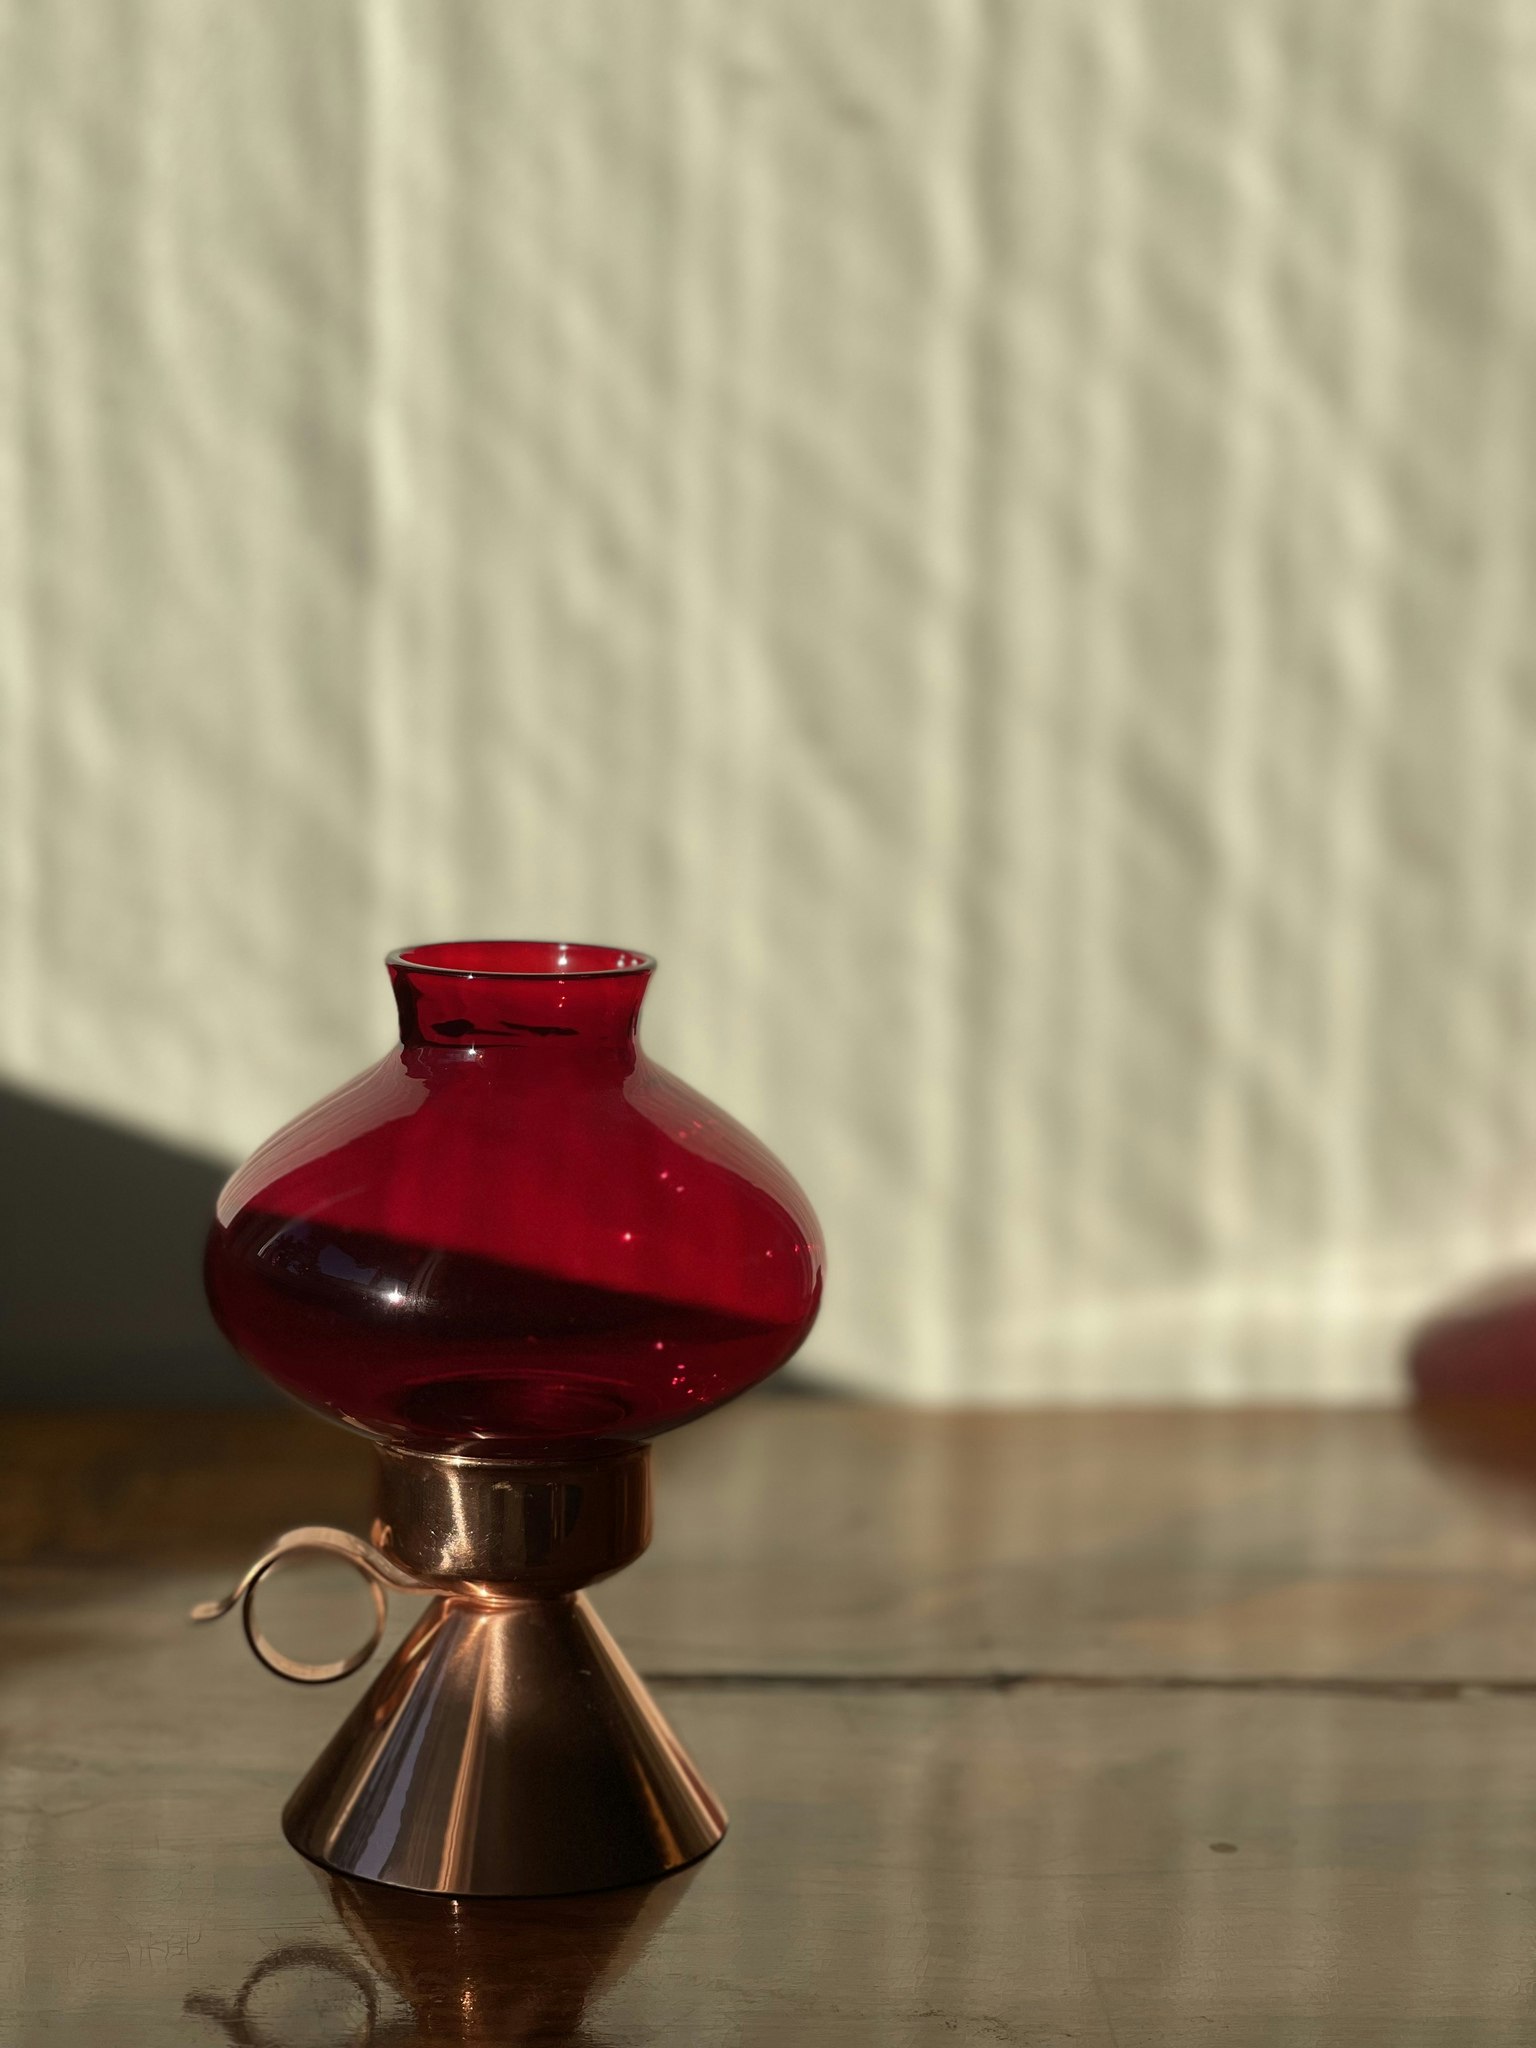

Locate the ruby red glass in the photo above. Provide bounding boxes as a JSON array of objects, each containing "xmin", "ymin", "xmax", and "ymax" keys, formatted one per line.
[{"xmin": 206, "ymin": 942, "xmax": 825, "ymax": 1460}]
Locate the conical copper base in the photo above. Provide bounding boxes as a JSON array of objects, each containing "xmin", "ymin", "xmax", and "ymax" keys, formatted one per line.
[
  {"xmin": 281, "ymin": 1591, "xmax": 726, "ymax": 1898},
  {"xmin": 193, "ymin": 1445, "xmax": 726, "ymax": 1897}
]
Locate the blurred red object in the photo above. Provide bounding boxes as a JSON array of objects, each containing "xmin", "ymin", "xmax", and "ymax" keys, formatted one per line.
[
  {"xmin": 1409, "ymin": 1269, "xmax": 1536, "ymax": 1404},
  {"xmin": 1409, "ymin": 1271, "xmax": 1536, "ymax": 1497}
]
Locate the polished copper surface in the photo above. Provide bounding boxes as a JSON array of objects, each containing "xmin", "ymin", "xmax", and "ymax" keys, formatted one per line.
[
  {"xmin": 283, "ymin": 1593, "xmax": 725, "ymax": 1897},
  {"xmin": 193, "ymin": 1443, "xmax": 723, "ymax": 1896},
  {"xmin": 371, "ymin": 1442, "xmax": 652, "ymax": 1594}
]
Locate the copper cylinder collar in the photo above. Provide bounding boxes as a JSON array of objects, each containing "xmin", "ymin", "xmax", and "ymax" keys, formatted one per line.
[{"xmin": 370, "ymin": 1443, "xmax": 653, "ymax": 1595}]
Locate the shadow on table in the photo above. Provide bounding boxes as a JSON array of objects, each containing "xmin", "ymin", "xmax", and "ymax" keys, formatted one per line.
[{"xmin": 185, "ymin": 1864, "xmax": 696, "ymax": 2046}]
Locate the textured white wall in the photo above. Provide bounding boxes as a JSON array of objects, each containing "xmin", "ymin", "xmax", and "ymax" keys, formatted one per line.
[{"xmin": 6, "ymin": 0, "xmax": 1536, "ymax": 1401}]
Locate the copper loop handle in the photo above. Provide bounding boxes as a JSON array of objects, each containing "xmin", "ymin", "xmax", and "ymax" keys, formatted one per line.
[{"xmin": 190, "ymin": 1526, "xmax": 426, "ymax": 1685}]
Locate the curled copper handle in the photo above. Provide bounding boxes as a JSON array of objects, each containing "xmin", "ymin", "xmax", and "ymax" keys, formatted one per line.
[{"xmin": 190, "ymin": 1526, "xmax": 425, "ymax": 1685}]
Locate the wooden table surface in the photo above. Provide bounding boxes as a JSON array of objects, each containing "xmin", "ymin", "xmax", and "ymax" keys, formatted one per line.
[{"xmin": 5, "ymin": 1398, "xmax": 1536, "ymax": 2045}]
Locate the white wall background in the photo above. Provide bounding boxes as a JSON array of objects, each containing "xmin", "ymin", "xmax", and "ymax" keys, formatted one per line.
[{"xmin": 6, "ymin": 0, "xmax": 1536, "ymax": 1403}]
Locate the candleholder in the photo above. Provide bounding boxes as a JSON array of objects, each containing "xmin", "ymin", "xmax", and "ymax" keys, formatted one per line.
[{"xmin": 193, "ymin": 941, "xmax": 823, "ymax": 1896}]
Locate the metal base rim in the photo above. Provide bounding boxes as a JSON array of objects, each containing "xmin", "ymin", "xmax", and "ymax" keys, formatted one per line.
[{"xmin": 280, "ymin": 1818, "xmax": 727, "ymax": 1901}]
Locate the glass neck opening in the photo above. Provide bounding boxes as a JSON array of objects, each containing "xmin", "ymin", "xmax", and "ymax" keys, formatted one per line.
[{"xmin": 387, "ymin": 941, "xmax": 653, "ymax": 1052}]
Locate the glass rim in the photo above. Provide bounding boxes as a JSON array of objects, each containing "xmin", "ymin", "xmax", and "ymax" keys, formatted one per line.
[{"xmin": 387, "ymin": 940, "xmax": 657, "ymax": 982}]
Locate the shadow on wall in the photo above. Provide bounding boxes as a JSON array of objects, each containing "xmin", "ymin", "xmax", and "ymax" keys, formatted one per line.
[{"xmin": 0, "ymin": 1085, "xmax": 275, "ymax": 1407}]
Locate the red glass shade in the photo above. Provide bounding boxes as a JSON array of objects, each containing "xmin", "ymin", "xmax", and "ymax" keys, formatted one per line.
[{"xmin": 205, "ymin": 942, "xmax": 824, "ymax": 1460}]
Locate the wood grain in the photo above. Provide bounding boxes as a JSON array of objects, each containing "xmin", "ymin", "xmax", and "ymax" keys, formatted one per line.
[
  {"xmin": 6, "ymin": 1401, "xmax": 1536, "ymax": 2043},
  {"xmin": 10, "ymin": 1568, "xmax": 1536, "ymax": 2047},
  {"xmin": 9, "ymin": 1399, "xmax": 1536, "ymax": 1680}
]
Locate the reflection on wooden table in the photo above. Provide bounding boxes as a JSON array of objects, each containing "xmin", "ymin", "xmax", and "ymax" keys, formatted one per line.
[
  {"xmin": 184, "ymin": 1868, "xmax": 693, "ymax": 2046},
  {"xmin": 6, "ymin": 1396, "xmax": 1536, "ymax": 2044}
]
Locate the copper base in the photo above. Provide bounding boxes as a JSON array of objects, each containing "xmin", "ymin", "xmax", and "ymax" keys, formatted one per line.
[
  {"xmin": 284, "ymin": 1590, "xmax": 725, "ymax": 1896},
  {"xmin": 194, "ymin": 1444, "xmax": 727, "ymax": 1897}
]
